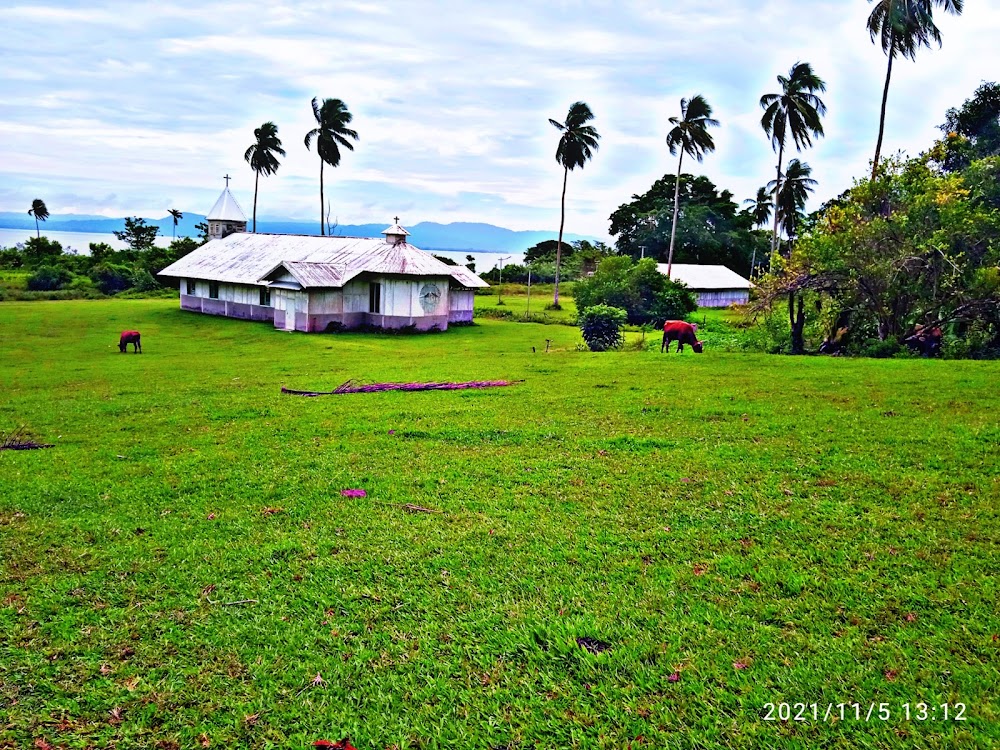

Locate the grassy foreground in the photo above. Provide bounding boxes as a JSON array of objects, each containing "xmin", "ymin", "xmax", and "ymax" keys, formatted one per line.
[{"xmin": 1, "ymin": 300, "xmax": 999, "ymax": 749}]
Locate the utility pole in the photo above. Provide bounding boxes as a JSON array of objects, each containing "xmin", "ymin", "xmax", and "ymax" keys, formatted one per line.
[{"xmin": 526, "ymin": 264, "xmax": 532, "ymax": 317}]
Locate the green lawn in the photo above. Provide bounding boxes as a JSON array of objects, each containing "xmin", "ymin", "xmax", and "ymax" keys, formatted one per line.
[{"xmin": 2, "ymin": 299, "xmax": 998, "ymax": 749}]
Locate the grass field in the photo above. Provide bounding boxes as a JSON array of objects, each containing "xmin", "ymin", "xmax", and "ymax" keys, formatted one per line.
[{"xmin": 2, "ymin": 299, "xmax": 999, "ymax": 749}]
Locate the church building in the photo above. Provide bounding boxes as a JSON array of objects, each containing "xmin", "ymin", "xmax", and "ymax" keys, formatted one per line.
[{"xmin": 159, "ymin": 182, "xmax": 487, "ymax": 332}]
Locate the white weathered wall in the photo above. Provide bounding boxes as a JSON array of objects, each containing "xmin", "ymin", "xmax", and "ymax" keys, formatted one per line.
[
  {"xmin": 343, "ymin": 280, "xmax": 369, "ymax": 313},
  {"xmin": 307, "ymin": 290, "xmax": 344, "ymax": 314},
  {"xmin": 449, "ymin": 289, "xmax": 474, "ymax": 314},
  {"xmin": 695, "ymin": 290, "xmax": 749, "ymax": 308}
]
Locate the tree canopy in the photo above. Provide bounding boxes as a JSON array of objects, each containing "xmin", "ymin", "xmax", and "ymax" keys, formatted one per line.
[{"xmin": 608, "ymin": 174, "xmax": 767, "ymax": 277}]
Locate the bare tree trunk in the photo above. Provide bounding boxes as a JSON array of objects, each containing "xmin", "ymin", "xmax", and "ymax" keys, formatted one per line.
[
  {"xmin": 770, "ymin": 142, "xmax": 784, "ymax": 258},
  {"xmin": 667, "ymin": 152, "xmax": 684, "ymax": 279},
  {"xmin": 873, "ymin": 49, "xmax": 894, "ymax": 180},
  {"xmin": 789, "ymin": 292, "xmax": 806, "ymax": 354},
  {"xmin": 253, "ymin": 171, "xmax": 259, "ymax": 233},
  {"xmin": 319, "ymin": 159, "xmax": 325, "ymax": 236},
  {"xmin": 553, "ymin": 166, "xmax": 568, "ymax": 308},
  {"xmin": 34, "ymin": 215, "xmax": 39, "ymax": 238}
]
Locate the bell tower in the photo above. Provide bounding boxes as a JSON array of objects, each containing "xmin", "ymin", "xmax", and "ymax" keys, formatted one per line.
[{"xmin": 206, "ymin": 175, "xmax": 247, "ymax": 239}]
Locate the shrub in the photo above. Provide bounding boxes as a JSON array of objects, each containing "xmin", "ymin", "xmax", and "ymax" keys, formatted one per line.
[
  {"xmin": 574, "ymin": 257, "xmax": 696, "ymax": 325},
  {"xmin": 579, "ymin": 305, "xmax": 627, "ymax": 352},
  {"xmin": 858, "ymin": 338, "xmax": 902, "ymax": 359},
  {"xmin": 67, "ymin": 276, "xmax": 101, "ymax": 296},
  {"xmin": 89, "ymin": 263, "xmax": 134, "ymax": 295},
  {"xmin": 26, "ymin": 265, "xmax": 72, "ymax": 291},
  {"xmin": 130, "ymin": 268, "xmax": 160, "ymax": 292}
]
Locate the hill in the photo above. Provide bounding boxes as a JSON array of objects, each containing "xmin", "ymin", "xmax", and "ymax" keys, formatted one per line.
[{"xmin": 0, "ymin": 212, "xmax": 601, "ymax": 253}]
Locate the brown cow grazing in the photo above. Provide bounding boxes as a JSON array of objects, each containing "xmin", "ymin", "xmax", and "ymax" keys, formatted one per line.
[
  {"xmin": 118, "ymin": 331, "xmax": 141, "ymax": 353},
  {"xmin": 661, "ymin": 320, "xmax": 703, "ymax": 353}
]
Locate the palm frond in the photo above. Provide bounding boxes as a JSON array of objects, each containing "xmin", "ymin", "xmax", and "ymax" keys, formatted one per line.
[{"xmin": 551, "ymin": 101, "xmax": 600, "ymax": 170}]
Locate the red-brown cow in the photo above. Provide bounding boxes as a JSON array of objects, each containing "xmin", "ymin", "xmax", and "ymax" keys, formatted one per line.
[
  {"xmin": 118, "ymin": 330, "xmax": 141, "ymax": 353},
  {"xmin": 661, "ymin": 320, "xmax": 703, "ymax": 353}
]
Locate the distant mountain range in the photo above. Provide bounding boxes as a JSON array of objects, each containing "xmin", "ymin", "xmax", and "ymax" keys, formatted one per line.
[{"xmin": 0, "ymin": 212, "xmax": 601, "ymax": 254}]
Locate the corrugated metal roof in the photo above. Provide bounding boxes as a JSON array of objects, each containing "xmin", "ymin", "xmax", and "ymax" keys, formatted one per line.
[
  {"xmin": 657, "ymin": 264, "xmax": 753, "ymax": 290},
  {"xmin": 206, "ymin": 188, "xmax": 247, "ymax": 222},
  {"xmin": 381, "ymin": 223, "xmax": 410, "ymax": 236},
  {"xmin": 160, "ymin": 232, "xmax": 489, "ymax": 288},
  {"xmin": 261, "ymin": 260, "xmax": 346, "ymax": 288}
]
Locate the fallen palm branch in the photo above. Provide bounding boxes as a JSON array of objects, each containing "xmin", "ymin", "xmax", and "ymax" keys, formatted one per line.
[
  {"xmin": 282, "ymin": 379, "xmax": 520, "ymax": 396},
  {"xmin": 0, "ymin": 427, "xmax": 53, "ymax": 451}
]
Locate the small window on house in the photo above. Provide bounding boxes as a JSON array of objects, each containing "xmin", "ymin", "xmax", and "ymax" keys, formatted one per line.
[
  {"xmin": 369, "ymin": 282, "xmax": 381, "ymax": 313},
  {"xmin": 209, "ymin": 281, "xmax": 219, "ymax": 299},
  {"xmin": 259, "ymin": 287, "xmax": 271, "ymax": 307},
  {"xmin": 186, "ymin": 279, "xmax": 195, "ymax": 295}
]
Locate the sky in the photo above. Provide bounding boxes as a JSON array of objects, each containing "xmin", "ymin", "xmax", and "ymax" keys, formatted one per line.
[{"xmin": 1, "ymin": 1, "xmax": 997, "ymax": 240}]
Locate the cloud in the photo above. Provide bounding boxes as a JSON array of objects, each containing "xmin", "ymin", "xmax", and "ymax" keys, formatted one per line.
[{"xmin": 0, "ymin": 0, "xmax": 997, "ymax": 240}]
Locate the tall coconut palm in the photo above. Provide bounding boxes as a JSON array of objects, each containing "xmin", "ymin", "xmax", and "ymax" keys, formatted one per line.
[
  {"xmin": 549, "ymin": 101, "xmax": 600, "ymax": 308},
  {"xmin": 760, "ymin": 62, "xmax": 827, "ymax": 256},
  {"xmin": 744, "ymin": 187, "xmax": 773, "ymax": 228},
  {"xmin": 868, "ymin": 0, "xmax": 964, "ymax": 179},
  {"xmin": 767, "ymin": 159, "xmax": 818, "ymax": 243},
  {"xmin": 28, "ymin": 199, "xmax": 49, "ymax": 238},
  {"xmin": 305, "ymin": 98, "xmax": 359, "ymax": 236},
  {"xmin": 168, "ymin": 209, "xmax": 183, "ymax": 240},
  {"xmin": 664, "ymin": 95, "xmax": 719, "ymax": 278},
  {"xmin": 244, "ymin": 122, "xmax": 285, "ymax": 233}
]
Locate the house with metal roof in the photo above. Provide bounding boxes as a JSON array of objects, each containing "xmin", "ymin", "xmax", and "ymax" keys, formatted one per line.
[
  {"xmin": 160, "ymin": 186, "xmax": 487, "ymax": 332},
  {"xmin": 658, "ymin": 264, "xmax": 753, "ymax": 308}
]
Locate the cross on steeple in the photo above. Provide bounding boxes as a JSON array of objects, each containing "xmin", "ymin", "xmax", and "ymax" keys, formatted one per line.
[
  {"xmin": 393, "ymin": 216, "xmax": 400, "ymax": 224},
  {"xmin": 224, "ymin": 174, "xmax": 231, "ymax": 187}
]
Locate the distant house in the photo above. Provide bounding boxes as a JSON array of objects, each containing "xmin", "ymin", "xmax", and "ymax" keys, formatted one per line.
[
  {"xmin": 657, "ymin": 264, "xmax": 753, "ymax": 308},
  {"xmin": 160, "ymin": 186, "xmax": 487, "ymax": 333}
]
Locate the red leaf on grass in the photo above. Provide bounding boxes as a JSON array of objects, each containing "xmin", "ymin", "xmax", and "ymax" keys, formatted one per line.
[
  {"xmin": 206, "ymin": 513, "xmax": 216, "ymax": 520},
  {"xmin": 884, "ymin": 669, "xmax": 899, "ymax": 681},
  {"xmin": 667, "ymin": 672, "xmax": 681, "ymax": 683},
  {"xmin": 313, "ymin": 741, "xmax": 358, "ymax": 750},
  {"xmin": 33, "ymin": 739, "xmax": 54, "ymax": 750},
  {"xmin": 693, "ymin": 564, "xmax": 707, "ymax": 576},
  {"xmin": 733, "ymin": 661, "xmax": 749, "ymax": 670},
  {"xmin": 905, "ymin": 613, "xmax": 917, "ymax": 623},
  {"xmin": 312, "ymin": 672, "xmax": 325, "ymax": 686},
  {"xmin": 261, "ymin": 507, "xmax": 284, "ymax": 516}
]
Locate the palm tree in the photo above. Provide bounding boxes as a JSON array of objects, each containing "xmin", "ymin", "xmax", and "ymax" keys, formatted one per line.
[
  {"xmin": 304, "ymin": 98, "xmax": 359, "ymax": 236},
  {"xmin": 27, "ymin": 199, "xmax": 49, "ymax": 238},
  {"xmin": 549, "ymin": 101, "xmax": 600, "ymax": 308},
  {"xmin": 767, "ymin": 159, "xmax": 818, "ymax": 243},
  {"xmin": 744, "ymin": 187, "xmax": 773, "ymax": 228},
  {"xmin": 868, "ymin": 0, "xmax": 964, "ymax": 179},
  {"xmin": 244, "ymin": 122, "xmax": 285, "ymax": 233},
  {"xmin": 760, "ymin": 62, "xmax": 827, "ymax": 256},
  {"xmin": 664, "ymin": 95, "xmax": 719, "ymax": 278},
  {"xmin": 168, "ymin": 209, "xmax": 183, "ymax": 240}
]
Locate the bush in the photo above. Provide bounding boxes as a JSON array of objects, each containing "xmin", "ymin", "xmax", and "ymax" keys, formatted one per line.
[
  {"xmin": 26, "ymin": 265, "xmax": 72, "ymax": 291},
  {"xmin": 574, "ymin": 257, "xmax": 696, "ymax": 325},
  {"xmin": 130, "ymin": 268, "xmax": 160, "ymax": 292},
  {"xmin": 858, "ymin": 338, "xmax": 902, "ymax": 359},
  {"xmin": 67, "ymin": 276, "xmax": 101, "ymax": 296},
  {"xmin": 579, "ymin": 305, "xmax": 627, "ymax": 351},
  {"xmin": 89, "ymin": 263, "xmax": 134, "ymax": 295}
]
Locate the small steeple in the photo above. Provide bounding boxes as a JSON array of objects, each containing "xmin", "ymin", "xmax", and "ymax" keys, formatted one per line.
[
  {"xmin": 206, "ymin": 177, "xmax": 247, "ymax": 240},
  {"xmin": 381, "ymin": 216, "xmax": 410, "ymax": 246}
]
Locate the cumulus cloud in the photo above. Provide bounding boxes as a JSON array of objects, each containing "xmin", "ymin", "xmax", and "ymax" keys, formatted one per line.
[{"xmin": 0, "ymin": 0, "xmax": 996, "ymax": 238}]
